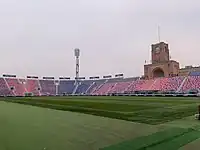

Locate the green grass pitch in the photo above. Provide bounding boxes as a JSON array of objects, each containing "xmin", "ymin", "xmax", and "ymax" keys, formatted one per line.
[{"xmin": 1, "ymin": 96, "xmax": 200, "ymax": 150}]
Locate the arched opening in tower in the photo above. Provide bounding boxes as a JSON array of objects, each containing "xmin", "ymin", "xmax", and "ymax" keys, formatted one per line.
[{"xmin": 153, "ymin": 68, "xmax": 164, "ymax": 78}]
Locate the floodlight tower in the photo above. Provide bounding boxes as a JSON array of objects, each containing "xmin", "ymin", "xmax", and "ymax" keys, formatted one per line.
[{"xmin": 74, "ymin": 48, "xmax": 80, "ymax": 85}]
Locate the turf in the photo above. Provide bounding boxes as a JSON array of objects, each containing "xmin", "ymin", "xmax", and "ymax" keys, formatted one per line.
[
  {"xmin": 179, "ymin": 138, "xmax": 200, "ymax": 150},
  {"xmin": 147, "ymin": 130, "xmax": 200, "ymax": 150},
  {"xmin": 1, "ymin": 96, "xmax": 200, "ymax": 150},
  {"xmin": 0, "ymin": 101, "xmax": 163, "ymax": 150},
  {"xmin": 100, "ymin": 128, "xmax": 190, "ymax": 150},
  {"xmin": 100, "ymin": 128, "xmax": 200, "ymax": 150},
  {"xmin": 3, "ymin": 96, "xmax": 199, "ymax": 125}
]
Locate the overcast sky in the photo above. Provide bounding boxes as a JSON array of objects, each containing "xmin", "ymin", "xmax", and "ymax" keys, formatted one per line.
[{"xmin": 0, "ymin": 0, "xmax": 199, "ymax": 78}]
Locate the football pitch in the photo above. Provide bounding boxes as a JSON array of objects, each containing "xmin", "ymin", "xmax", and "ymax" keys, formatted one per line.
[{"xmin": 1, "ymin": 96, "xmax": 200, "ymax": 150}]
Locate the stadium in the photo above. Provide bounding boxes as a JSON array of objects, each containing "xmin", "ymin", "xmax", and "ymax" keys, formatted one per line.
[
  {"xmin": 1, "ymin": 40, "xmax": 200, "ymax": 150},
  {"xmin": 0, "ymin": 42, "xmax": 200, "ymax": 97}
]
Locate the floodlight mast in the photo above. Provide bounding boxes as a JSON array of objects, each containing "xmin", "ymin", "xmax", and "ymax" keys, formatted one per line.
[{"xmin": 74, "ymin": 48, "xmax": 80, "ymax": 85}]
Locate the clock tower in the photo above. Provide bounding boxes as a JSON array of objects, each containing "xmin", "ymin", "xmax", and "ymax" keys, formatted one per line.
[
  {"xmin": 152, "ymin": 42, "xmax": 169, "ymax": 64},
  {"xmin": 144, "ymin": 42, "xmax": 180, "ymax": 79}
]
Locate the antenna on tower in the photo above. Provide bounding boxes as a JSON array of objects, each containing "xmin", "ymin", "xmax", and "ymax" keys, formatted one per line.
[{"xmin": 158, "ymin": 26, "xmax": 161, "ymax": 43}]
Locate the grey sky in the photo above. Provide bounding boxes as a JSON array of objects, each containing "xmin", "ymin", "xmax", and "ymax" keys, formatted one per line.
[{"xmin": 0, "ymin": 0, "xmax": 199, "ymax": 79}]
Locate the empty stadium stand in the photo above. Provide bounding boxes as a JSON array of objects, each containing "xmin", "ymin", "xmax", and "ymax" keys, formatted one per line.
[
  {"xmin": 0, "ymin": 74, "xmax": 200, "ymax": 96},
  {"xmin": 75, "ymin": 80, "xmax": 93, "ymax": 94},
  {"xmin": 151, "ymin": 76, "xmax": 185, "ymax": 91},
  {"xmin": 0, "ymin": 78, "xmax": 13, "ymax": 96},
  {"xmin": 132, "ymin": 79, "xmax": 155, "ymax": 91},
  {"xmin": 189, "ymin": 71, "xmax": 200, "ymax": 76},
  {"xmin": 58, "ymin": 80, "xmax": 75, "ymax": 95},
  {"xmin": 92, "ymin": 78, "xmax": 139, "ymax": 95},
  {"xmin": 90, "ymin": 79, "xmax": 107, "ymax": 94},
  {"xmin": 181, "ymin": 76, "xmax": 200, "ymax": 92},
  {"xmin": 5, "ymin": 78, "xmax": 26, "ymax": 96},
  {"xmin": 109, "ymin": 81, "xmax": 132, "ymax": 93},
  {"xmin": 25, "ymin": 79, "xmax": 41, "ymax": 96},
  {"xmin": 39, "ymin": 80, "xmax": 56, "ymax": 95},
  {"xmin": 93, "ymin": 82, "xmax": 116, "ymax": 95}
]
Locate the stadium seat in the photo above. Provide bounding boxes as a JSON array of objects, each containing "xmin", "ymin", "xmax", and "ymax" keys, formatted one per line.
[
  {"xmin": 151, "ymin": 76, "xmax": 184, "ymax": 92},
  {"xmin": 75, "ymin": 80, "xmax": 94, "ymax": 94},
  {"xmin": 109, "ymin": 81, "xmax": 132, "ymax": 93},
  {"xmin": 93, "ymin": 82, "xmax": 116, "ymax": 95},
  {"xmin": 181, "ymin": 76, "xmax": 200, "ymax": 92},
  {"xmin": 90, "ymin": 79, "xmax": 107, "ymax": 95},
  {"xmin": 58, "ymin": 80, "xmax": 76, "ymax": 95},
  {"xmin": 0, "ymin": 75, "xmax": 199, "ymax": 96},
  {"xmin": 25, "ymin": 79, "xmax": 41, "ymax": 96},
  {"xmin": 189, "ymin": 71, "xmax": 200, "ymax": 76},
  {"xmin": 126, "ymin": 79, "xmax": 155, "ymax": 91},
  {"xmin": 39, "ymin": 80, "xmax": 56, "ymax": 95},
  {"xmin": 0, "ymin": 78, "xmax": 13, "ymax": 96},
  {"xmin": 92, "ymin": 78, "xmax": 138, "ymax": 95},
  {"xmin": 5, "ymin": 78, "xmax": 26, "ymax": 96}
]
